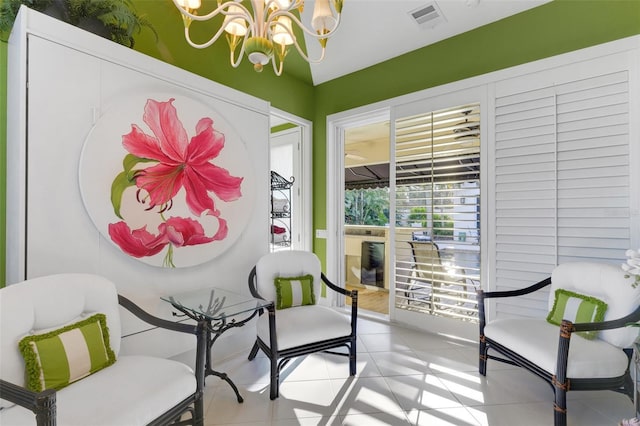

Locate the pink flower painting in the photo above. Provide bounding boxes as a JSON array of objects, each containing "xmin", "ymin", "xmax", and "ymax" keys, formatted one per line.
[{"xmin": 109, "ymin": 98, "xmax": 243, "ymax": 267}]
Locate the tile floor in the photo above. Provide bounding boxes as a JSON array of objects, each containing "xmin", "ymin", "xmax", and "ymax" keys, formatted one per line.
[{"xmin": 201, "ymin": 316, "xmax": 635, "ymax": 426}]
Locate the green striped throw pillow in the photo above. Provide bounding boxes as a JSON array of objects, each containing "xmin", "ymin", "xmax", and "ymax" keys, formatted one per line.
[
  {"xmin": 546, "ymin": 289, "xmax": 607, "ymax": 340},
  {"xmin": 274, "ymin": 275, "xmax": 315, "ymax": 310},
  {"xmin": 19, "ymin": 313, "xmax": 116, "ymax": 392}
]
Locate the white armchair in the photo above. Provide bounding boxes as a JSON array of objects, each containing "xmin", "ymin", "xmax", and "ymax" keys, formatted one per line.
[
  {"xmin": 0, "ymin": 273, "xmax": 205, "ymax": 426},
  {"xmin": 478, "ymin": 262, "xmax": 640, "ymax": 426},
  {"xmin": 247, "ymin": 250, "xmax": 358, "ymax": 399}
]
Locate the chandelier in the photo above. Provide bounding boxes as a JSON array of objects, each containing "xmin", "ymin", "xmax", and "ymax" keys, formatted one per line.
[{"xmin": 172, "ymin": 0, "xmax": 344, "ymax": 75}]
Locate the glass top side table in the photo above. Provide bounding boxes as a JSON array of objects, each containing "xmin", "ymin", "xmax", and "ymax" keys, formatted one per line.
[
  {"xmin": 162, "ymin": 287, "xmax": 271, "ymax": 322},
  {"xmin": 161, "ymin": 287, "xmax": 272, "ymax": 403}
]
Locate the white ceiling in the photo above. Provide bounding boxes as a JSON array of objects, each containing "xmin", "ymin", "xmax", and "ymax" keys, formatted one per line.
[{"xmin": 301, "ymin": 0, "xmax": 552, "ymax": 85}]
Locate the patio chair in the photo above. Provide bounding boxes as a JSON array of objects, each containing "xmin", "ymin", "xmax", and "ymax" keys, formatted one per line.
[
  {"xmin": 406, "ymin": 241, "xmax": 477, "ymax": 311},
  {"xmin": 247, "ymin": 250, "xmax": 358, "ymax": 399},
  {"xmin": 0, "ymin": 273, "xmax": 205, "ymax": 426},
  {"xmin": 478, "ymin": 262, "xmax": 640, "ymax": 426}
]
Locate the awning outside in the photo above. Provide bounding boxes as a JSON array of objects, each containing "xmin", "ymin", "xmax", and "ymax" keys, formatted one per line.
[
  {"xmin": 345, "ymin": 157, "xmax": 479, "ymax": 190},
  {"xmin": 345, "ymin": 164, "xmax": 389, "ymax": 190}
]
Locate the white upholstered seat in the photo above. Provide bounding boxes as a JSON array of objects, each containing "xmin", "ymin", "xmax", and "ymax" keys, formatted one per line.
[
  {"xmin": 478, "ymin": 262, "xmax": 640, "ymax": 426},
  {"xmin": 247, "ymin": 250, "xmax": 358, "ymax": 399},
  {"xmin": 484, "ymin": 318, "xmax": 629, "ymax": 379},
  {"xmin": 256, "ymin": 304, "xmax": 352, "ymax": 351},
  {"xmin": 0, "ymin": 273, "xmax": 204, "ymax": 426}
]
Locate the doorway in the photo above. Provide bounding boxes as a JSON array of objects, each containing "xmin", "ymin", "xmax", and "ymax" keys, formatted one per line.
[
  {"xmin": 327, "ymin": 89, "xmax": 484, "ymax": 339},
  {"xmin": 269, "ymin": 109, "xmax": 312, "ymax": 252}
]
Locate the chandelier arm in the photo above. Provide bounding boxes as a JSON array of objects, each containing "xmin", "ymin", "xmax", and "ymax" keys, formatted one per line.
[
  {"xmin": 264, "ymin": 0, "xmax": 303, "ymax": 13},
  {"xmin": 183, "ymin": 24, "xmax": 229, "ymax": 50},
  {"xmin": 268, "ymin": 10, "xmax": 342, "ymax": 41},
  {"xmin": 229, "ymin": 33, "xmax": 251, "ymax": 68},
  {"xmin": 268, "ymin": 19, "xmax": 324, "ymax": 64},
  {"xmin": 290, "ymin": 39, "xmax": 327, "ymax": 64},
  {"xmin": 171, "ymin": 0, "xmax": 252, "ymax": 23},
  {"xmin": 271, "ymin": 54, "xmax": 284, "ymax": 76},
  {"xmin": 230, "ymin": 50, "xmax": 243, "ymax": 68}
]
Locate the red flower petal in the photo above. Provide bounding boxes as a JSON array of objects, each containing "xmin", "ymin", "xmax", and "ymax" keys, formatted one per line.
[
  {"xmin": 143, "ymin": 99, "xmax": 188, "ymax": 162},
  {"xmin": 189, "ymin": 162, "xmax": 243, "ymax": 202},
  {"xmin": 135, "ymin": 163, "xmax": 185, "ymax": 208},
  {"xmin": 211, "ymin": 216, "xmax": 228, "ymax": 241},
  {"xmin": 160, "ymin": 216, "xmax": 216, "ymax": 247},
  {"xmin": 108, "ymin": 222, "xmax": 168, "ymax": 258},
  {"xmin": 187, "ymin": 118, "xmax": 225, "ymax": 165},
  {"xmin": 181, "ymin": 167, "xmax": 217, "ymax": 216},
  {"xmin": 122, "ymin": 124, "xmax": 168, "ymax": 164}
]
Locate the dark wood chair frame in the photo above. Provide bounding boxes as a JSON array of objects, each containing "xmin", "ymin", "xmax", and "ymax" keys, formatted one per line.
[
  {"xmin": 247, "ymin": 268, "xmax": 358, "ymax": 400},
  {"xmin": 478, "ymin": 277, "xmax": 640, "ymax": 426},
  {"xmin": 0, "ymin": 295, "xmax": 208, "ymax": 426}
]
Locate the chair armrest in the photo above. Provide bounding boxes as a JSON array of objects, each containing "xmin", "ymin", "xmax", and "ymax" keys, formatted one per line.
[
  {"xmin": 321, "ymin": 273, "xmax": 358, "ymax": 336},
  {"xmin": 478, "ymin": 277, "xmax": 552, "ymax": 334},
  {"xmin": 247, "ymin": 267, "xmax": 265, "ymax": 300},
  {"xmin": 118, "ymin": 295, "xmax": 197, "ymax": 335},
  {"xmin": 0, "ymin": 379, "xmax": 56, "ymax": 426},
  {"xmin": 119, "ymin": 294, "xmax": 206, "ymax": 406},
  {"xmin": 321, "ymin": 273, "xmax": 357, "ymax": 298},
  {"xmin": 570, "ymin": 304, "xmax": 640, "ymax": 333},
  {"xmin": 553, "ymin": 305, "xmax": 640, "ymax": 388},
  {"xmin": 479, "ymin": 277, "xmax": 552, "ymax": 300}
]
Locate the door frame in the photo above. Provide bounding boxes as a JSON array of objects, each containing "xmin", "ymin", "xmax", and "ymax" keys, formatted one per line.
[
  {"xmin": 326, "ymin": 106, "xmax": 391, "ymax": 308},
  {"xmin": 326, "ymin": 84, "xmax": 489, "ymax": 323},
  {"xmin": 270, "ymin": 107, "xmax": 313, "ymax": 251}
]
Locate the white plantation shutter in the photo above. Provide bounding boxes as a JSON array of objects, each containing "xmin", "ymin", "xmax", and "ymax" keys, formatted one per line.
[
  {"xmin": 394, "ymin": 103, "xmax": 481, "ymax": 322},
  {"xmin": 494, "ymin": 70, "xmax": 630, "ymax": 318}
]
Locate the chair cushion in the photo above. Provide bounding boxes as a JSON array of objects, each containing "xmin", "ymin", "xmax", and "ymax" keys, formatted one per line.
[
  {"xmin": 1, "ymin": 274, "xmax": 121, "ymax": 410},
  {"xmin": 257, "ymin": 305, "xmax": 352, "ymax": 351},
  {"xmin": 550, "ymin": 262, "xmax": 640, "ymax": 347},
  {"xmin": 0, "ymin": 355, "xmax": 196, "ymax": 426},
  {"xmin": 485, "ymin": 318, "xmax": 629, "ymax": 378},
  {"xmin": 274, "ymin": 275, "xmax": 315, "ymax": 309},
  {"xmin": 19, "ymin": 313, "xmax": 116, "ymax": 392},
  {"xmin": 255, "ymin": 251, "xmax": 323, "ymax": 306},
  {"xmin": 546, "ymin": 289, "xmax": 607, "ymax": 340}
]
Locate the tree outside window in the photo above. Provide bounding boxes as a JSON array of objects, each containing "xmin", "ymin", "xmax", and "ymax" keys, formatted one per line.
[{"xmin": 345, "ymin": 188, "xmax": 389, "ymax": 226}]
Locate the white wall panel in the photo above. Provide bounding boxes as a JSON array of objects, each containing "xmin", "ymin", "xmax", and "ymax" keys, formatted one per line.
[{"xmin": 7, "ymin": 7, "xmax": 271, "ymax": 359}]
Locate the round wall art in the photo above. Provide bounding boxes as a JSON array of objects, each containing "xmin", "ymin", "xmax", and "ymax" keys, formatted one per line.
[{"xmin": 79, "ymin": 93, "xmax": 255, "ymax": 268}]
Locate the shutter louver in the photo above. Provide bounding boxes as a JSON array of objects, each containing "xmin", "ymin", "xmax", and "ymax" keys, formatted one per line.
[{"xmin": 494, "ymin": 71, "xmax": 630, "ymax": 318}]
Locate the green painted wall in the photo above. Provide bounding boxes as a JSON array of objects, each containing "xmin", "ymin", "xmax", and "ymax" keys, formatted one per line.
[
  {"xmin": 311, "ymin": 0, "xmax": 640, "ymax": 266},
  {"xmin": 1, "ymin": 0, "xmax": 639, "ymax": 282},
  {"xmin": 271, "ymin": 123, "xmax": 297, "ymax": 133}
]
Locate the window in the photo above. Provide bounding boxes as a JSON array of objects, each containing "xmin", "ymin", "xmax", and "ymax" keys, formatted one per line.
[{"xmin": 394, "ymin": 103, "xmax": 481, "ymax": 322}]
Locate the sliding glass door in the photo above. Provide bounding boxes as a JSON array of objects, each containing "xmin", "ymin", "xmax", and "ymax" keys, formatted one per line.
[{"xmin": 393, "ymin": 102, "xmax": 481, "ymax": 324}]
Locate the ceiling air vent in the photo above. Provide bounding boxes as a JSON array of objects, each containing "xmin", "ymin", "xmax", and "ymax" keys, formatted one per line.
[{"xmin": 408, "ymin": 2, "xmax": 446, "ymax": 29}]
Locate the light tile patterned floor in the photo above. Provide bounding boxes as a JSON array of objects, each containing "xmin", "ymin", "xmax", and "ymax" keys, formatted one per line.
[{"xmin": 201, "ymin": 316, "xmax": 634, "ymax": 426}]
